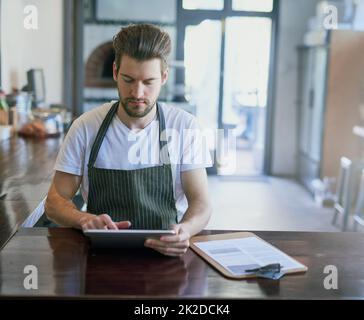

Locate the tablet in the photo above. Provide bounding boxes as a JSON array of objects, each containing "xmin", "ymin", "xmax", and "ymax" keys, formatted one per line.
[{"xmin": 83, "ymin": 229, "xmax": 176, "ymax": 248}]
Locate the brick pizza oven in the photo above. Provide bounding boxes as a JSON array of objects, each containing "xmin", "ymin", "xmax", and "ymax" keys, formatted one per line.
[{"xmin": 85, "ymin": 41, "xmax": 115, "ymax": 88}]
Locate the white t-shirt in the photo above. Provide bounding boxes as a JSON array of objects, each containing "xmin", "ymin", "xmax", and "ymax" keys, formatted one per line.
[{"xmin": 54, "ymin": 101, "xmax": 212, "ymax": 221}]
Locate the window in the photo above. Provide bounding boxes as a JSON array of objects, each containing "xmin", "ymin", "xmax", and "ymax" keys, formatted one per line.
[
  {"xmin": 232, "ymin": 0, "xmax": 273, "ymax": 12},
  {"xmin": 183, "ymin": 0, "xmax": 224, "ymax": 11}
]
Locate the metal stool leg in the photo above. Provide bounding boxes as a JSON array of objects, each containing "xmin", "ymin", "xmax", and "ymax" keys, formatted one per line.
[
  {"xmin": 353, "ymin": 169, "xmax": 364, "ymax": 232},
  {"xmin": 332, "ymin": 157, "xmax": 353, "ymax": 231}
]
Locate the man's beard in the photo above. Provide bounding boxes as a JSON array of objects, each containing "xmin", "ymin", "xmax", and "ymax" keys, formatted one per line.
[{"xmin": 120, "ymin": 97, "xmax": 156, "ymax": 118}]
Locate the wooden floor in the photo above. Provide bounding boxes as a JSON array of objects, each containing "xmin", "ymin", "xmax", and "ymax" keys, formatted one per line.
[{"xmin": 207, "ymin": 176, "xmax": 342, "ymax": 232}]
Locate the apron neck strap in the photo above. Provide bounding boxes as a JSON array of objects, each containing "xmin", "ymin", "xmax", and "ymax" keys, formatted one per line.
[
  {"xmin": 157, "ymin": 102, "xmax": 170, "ymax": 165},
  {"xmin": 88, "ymin": 101, "xmax": 170, "ymax": 169},
  {"xmin": 88, "ymin": 101, "xmax": 119, "ymax": 169}
]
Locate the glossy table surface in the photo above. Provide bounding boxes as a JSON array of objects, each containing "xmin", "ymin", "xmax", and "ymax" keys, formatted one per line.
[
  {"xmin": 0, "ymin": 228, "xmax": 364, "ymax": 299},
  {"xmin": 0, "ymin": 135, "xmax": 62, "ymax": 249}
]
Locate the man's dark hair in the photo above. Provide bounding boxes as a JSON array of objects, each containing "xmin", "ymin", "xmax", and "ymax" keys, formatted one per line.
[{"xmin": 113, "ymin": 24, "xmax": 171, "ymax": 73}]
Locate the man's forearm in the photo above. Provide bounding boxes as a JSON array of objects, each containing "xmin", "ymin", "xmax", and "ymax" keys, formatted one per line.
[
  {"xmin": 180, "ymin": 200, "xmax": 212, "ymax": 236},
  {"xmin": 45, "ymin": 192, "xmax": 95, "ymax": 229}
]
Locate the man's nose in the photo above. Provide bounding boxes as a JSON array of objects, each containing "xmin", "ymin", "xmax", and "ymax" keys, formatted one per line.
[{"xmin": 130, "ymin": 82, "xmax": 145, "ymax": 98}]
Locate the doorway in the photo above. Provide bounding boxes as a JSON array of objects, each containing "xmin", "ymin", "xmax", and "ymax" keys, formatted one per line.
[{"xmin": 176, "ymin": 0, "xmax": 278, "ymax": 176}]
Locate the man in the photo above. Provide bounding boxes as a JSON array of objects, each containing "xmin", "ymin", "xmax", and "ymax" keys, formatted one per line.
[{"xmin": 45, "ymin": 24, "xmax": 212, "ymax": 257}]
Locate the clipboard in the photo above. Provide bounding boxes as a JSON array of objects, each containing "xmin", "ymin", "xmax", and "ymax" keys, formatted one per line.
[{"xmin": 190, "ymin": 232, "xmax": 308, "ymax": 279}]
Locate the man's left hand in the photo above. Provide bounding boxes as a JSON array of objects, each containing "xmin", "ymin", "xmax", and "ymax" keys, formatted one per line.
[{"xmin": 144, "ymin": 224, "xmax": 190, "ymax": 257}]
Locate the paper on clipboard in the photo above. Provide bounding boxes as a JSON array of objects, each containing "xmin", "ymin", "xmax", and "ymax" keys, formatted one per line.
[{"xmin": 193, "ymin": 235, "xmax": 307, "ymax": 278}]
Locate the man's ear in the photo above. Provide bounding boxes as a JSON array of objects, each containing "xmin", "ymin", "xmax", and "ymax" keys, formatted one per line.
[
  {"xmin": 161, "ymin": 68, "xmax": 169, "ymax": 85},
  {"xmin": 113, "ymin": 62, "xmax": 118, "ymax": 81}
]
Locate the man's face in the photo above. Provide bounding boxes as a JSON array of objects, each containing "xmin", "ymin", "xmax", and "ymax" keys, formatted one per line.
[{"xmin": 113, "ymin": 55, "xmax": 168, "ymax": 118}]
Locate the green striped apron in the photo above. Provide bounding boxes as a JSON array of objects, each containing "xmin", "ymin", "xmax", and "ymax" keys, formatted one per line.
[{"xmin": 86, "ymin": 101, "xmax": 178, "ymax": 229}]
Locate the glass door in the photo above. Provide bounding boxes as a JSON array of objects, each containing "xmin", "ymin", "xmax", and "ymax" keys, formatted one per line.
[
  {"xmin": 177, "ymin": 0, "xmax": 277, "ymax": 176},
  {"xmin": 184, "ymin": 20, "xmax": 222, "ymax": 131},
  {"xmin": 221, "ymin": 17, "xmax": 272, "ymax": 175}
]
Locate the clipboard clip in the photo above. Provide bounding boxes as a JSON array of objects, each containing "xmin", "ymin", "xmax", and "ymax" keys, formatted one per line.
[{"xmin": 245, "ymin": 263, "xmax": 285, "ymax": 280}]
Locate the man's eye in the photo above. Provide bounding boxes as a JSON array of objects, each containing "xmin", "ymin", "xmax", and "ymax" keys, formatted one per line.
[{"xmin": 123, "ymin": 78, "xmax": 133, "ymax": 83}]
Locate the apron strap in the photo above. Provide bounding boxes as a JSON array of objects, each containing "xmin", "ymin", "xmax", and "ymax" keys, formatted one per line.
[
  {"xmin": 88, "ymin": 101, "xmax": 119, "ymax": 169},
  {"xmin": 88, "ymin": 101, "xmax": 170, "ymax": 169},
  {"xmin": 157, "ymin": 102, "xmax": 170, "ymax": 165}
]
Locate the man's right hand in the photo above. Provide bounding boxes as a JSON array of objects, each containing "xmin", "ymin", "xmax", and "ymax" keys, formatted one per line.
[{"xmin": 80, "ymin": 213, "xmax": 131, "ymax": 231}]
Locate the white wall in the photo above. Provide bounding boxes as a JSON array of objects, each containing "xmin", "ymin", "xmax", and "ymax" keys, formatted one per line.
[
  {"xmin": 271, "ymin": 0, "xmax": 320, "ymax": 175},
  {"xmin": 1, "ymin": 0, "xmax": 63, "ymax": 104}
]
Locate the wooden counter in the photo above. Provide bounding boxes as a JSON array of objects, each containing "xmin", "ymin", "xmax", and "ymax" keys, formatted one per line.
[
  {"xmin": 0, "ymin": 135, "xmax": 63, "ymax": 249},
  {"xmin": 0, "ymin": 228, "xmax": 364, "ymax": 299}
]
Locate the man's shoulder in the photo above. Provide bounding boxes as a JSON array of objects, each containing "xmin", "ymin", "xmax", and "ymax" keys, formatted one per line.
[
  {"xmin": 74, "ymin": 101, "xmax": 114, "ymax": 127},
  {"xmin": 73, "ymin": 102, "xmax": 113, "ymax": 131},
  {"xmin": 65, "ymin": 102, "xmax": 114, "ymax": 141}
]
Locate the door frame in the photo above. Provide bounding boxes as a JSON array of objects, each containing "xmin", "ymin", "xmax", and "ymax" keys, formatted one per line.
[
  {"xmin": 63, "ymin": 0, "xmax": 84, "ymax": 117},
  {"xmin": 176, "ymin": 0, "xmax": 280, "ymax": 175}
]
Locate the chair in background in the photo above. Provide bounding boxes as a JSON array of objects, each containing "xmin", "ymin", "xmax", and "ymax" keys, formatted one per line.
[
  {"xmin": 352, "ymin": 169, "xmax": 364, "ymax": 231},
  {"xmin": 332, "ymin": 157, "xmax": 364, "ymax": 231},
  {"xmin": 332, "ymin": 157, "xmax": 353, "ymax": 231}
]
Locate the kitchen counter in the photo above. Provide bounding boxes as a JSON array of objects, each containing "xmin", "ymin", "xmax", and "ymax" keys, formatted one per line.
[{"xmin": 0, "ymin": 134, "xmax": 63, "ymax": 249}]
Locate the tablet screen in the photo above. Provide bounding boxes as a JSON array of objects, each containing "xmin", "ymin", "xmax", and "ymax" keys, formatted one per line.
[{"xmin": 83, "ymin": 229, "xmax": 176, "ymax": 248}]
